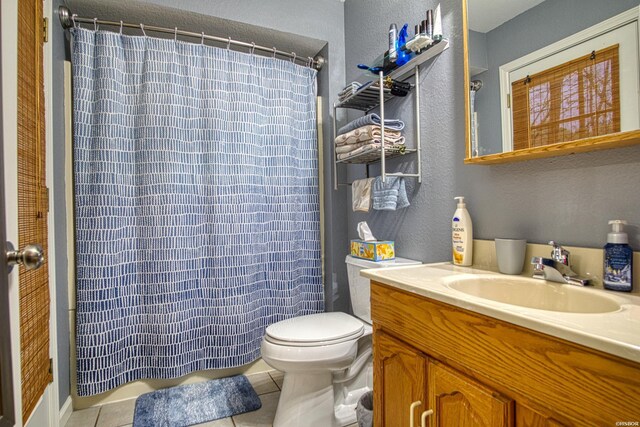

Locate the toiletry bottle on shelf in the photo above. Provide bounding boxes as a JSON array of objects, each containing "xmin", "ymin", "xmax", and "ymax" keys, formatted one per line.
[
  {"xmin": 452, "ymin": 197, "xmax": 473, "ymax": 266},
  {"xmin": 395, "ymin": 24, "xmax": 411, "ymax": 66},
  {"xmin": 603, "ymin": 220, "xmax": 633, "ymax": 292},
  {"xmin": 389, "ymin": 24, "xmax": 398, "ymax": 63},
  {"xmin": 433, "ymin": 3, "xmax": 443, "ymax": 42},
  {"xmin": 426, "ymin": 9, "xmax": 434, "ymax": 39}
]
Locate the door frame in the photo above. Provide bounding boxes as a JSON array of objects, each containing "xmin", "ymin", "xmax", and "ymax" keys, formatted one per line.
[
  {"xmin": 43, "ymin": 0, "xmax": 61, "ymax": 424},
  {"xmin": 0, "ymin": 3, "xmax": 17, "ymax": 426}
]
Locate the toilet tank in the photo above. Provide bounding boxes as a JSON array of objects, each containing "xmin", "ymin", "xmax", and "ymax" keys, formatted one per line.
[{"xmin": 345, "ymin": 255, "xmax": 421, "ymax": 324}]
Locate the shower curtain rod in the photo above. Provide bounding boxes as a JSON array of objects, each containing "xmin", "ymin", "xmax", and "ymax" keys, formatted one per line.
[{"xmin": 57, "ymin": 6, "xmax": 325, "ymax": 70}]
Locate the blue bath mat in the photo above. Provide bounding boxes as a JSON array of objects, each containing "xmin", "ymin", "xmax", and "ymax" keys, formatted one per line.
[{"xmin": 133, "ymin": 375, "xmax": 261, "ymax": 427}]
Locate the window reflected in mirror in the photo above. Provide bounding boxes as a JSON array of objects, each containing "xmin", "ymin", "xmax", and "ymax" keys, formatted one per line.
[{"xmin": 512, "ymin": 45, "xmax": 620, "ymax": 150}]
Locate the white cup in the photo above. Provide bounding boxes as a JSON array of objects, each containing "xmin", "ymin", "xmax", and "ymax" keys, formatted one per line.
[{"xmin": 495, "ymin": 238, "xmax": 527, "ymax": 275}]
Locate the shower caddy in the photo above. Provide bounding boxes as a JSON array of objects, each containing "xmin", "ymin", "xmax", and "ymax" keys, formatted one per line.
[{"xmin": 332, "ymin": 39, "xmax": 449, "ymax": 190}]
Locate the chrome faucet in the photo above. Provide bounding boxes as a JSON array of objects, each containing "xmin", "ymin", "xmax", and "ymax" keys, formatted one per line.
[{"xmin": 531, "ymin": 241, "xmax": 591, "ymax": 286}]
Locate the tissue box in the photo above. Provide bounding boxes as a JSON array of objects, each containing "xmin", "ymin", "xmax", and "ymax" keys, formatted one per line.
[{"xmin": 350, "ymin": 240, "xmax": 395, "ymax": 261}]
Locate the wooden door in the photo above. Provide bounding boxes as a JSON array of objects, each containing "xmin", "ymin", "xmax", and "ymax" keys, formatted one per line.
[
  {"xmin": 373, "ymin": 329, "xmax": 428, "ymax": 427},
  {"xmin": 16, "ymin": 0, "xmax": 51, "ymax": 423},
  {"xmin": 428, "ymin": 361, "xmax": 514, "ymax": 427}
]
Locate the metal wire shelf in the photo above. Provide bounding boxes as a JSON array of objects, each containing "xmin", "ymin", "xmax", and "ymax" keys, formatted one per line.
[
  {"xmin": 336, "ymin": 83, "xmax": 394, "ymax": 111},
  {"xmin": 332, "ymin": 39, "xmax": 449, "ymax": 190},
  {"xmin": 336, "ymin": 147, "xmax": 416, "ymax": 164}
]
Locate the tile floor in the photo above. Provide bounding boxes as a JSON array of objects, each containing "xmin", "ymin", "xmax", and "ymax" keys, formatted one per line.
[{"xmin": 64, "ymin": 370, "xmax": 359, "ymax": 427}]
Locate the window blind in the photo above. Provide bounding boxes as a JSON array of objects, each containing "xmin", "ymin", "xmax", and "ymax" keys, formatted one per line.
[{"xmin": 512, "ymin": 44, "xmax": 620, "ymax": 151}]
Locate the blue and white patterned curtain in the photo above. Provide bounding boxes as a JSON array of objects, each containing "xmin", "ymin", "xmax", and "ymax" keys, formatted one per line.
[{"xmin": 72, "ymin": 28, "xmax": 323, "ymax": 396}]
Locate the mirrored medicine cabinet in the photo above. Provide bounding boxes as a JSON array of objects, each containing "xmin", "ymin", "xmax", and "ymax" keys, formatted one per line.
[{"xmin": 462, "ymin": 0, "xmax": 640, "ymax": 164}]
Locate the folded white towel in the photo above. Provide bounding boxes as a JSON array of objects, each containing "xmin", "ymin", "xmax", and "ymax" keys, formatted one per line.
[
  {"xmin": 336, "ymin": 139, "xmax": 406, "ymax": 160},
  {"xmin": 352, "ymin": 178, "xmax": 375, "ymax": 212},
  {"xmin": 334, "ymin": 125, "xmax": 403, "ymax": 146},
  {"xmin": 335, "ymin": 138, "xmax": 406, "ymax": 154}
]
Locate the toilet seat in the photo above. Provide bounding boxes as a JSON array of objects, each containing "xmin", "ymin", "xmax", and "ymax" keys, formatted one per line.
[{"xmin": 265, "ymin": 312, "xmax": 364, "ymax": 347}]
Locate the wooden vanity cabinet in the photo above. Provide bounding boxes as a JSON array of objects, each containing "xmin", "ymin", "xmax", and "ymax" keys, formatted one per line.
[
  {"xmin": 371, "ymin": 281, "xmax": 640, "ymax": 426},
  {"xmin": 374, "ymin": 329, "xmax": 514, "ymax": 427},
  {"xmin": 374, "ymin": 331, "xmax": 427, "ymax": 426},
  {"xmin": 428, "ymin": 361, "xmax": 513, "ymax": 427}
]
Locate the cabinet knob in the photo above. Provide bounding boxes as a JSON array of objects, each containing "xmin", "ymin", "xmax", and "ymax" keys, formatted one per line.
[
  {"xmin": 409, "ymin": 401, "xmax": 422, "ymax": 427},
  {"xmin": 421, "ymin": 409, "xmax": 434, "ymax": 427}
]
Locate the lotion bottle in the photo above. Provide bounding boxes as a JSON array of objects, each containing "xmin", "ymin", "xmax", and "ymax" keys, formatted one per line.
[
  {"xmin": 452, "ymin": 196, "xmax": 473, "ymax": 266},
  {"xmin": 603, "ymin": 220, "xmax": 633, "ymax": 292}
]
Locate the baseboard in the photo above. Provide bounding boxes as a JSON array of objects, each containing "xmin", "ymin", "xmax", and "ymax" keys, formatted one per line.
[{"xmin": 59, "ymin": 396, "xmax": 72, "ymax": 427}]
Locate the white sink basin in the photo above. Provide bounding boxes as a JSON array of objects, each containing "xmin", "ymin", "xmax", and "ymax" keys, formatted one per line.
[{"xmin": 445, "ymin": 275, "xmax": 621, "ymax": 313}]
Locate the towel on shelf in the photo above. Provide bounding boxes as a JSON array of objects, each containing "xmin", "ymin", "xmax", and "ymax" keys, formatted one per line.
[
  {"xmin": 334, "ymin": 125, "xmax": 403, "ymax": 146},
  {"xmin": 372, "ymin": 176, "xmax": 410, "ymax": 211},
  {"xmin": 337, "ymin": 113, "xmax": 405, "ymax": 137},
  {"xmin": 339, "ymin": 81, "xmax": 362, "ymax": 94},
  {"xmin": 352, "ymin": 178, "xmax": 375, "ymax": 212},
  {"xmin": 335, "ymin": 137, "xmax": 405, "ymax": 154},
  {"xmin": 336, "ymin": 139, "xmax": 406, "ymax": 160},
  {"xmin": 338, "ymin": 81, "xmax": 363, "ymax": 102}
]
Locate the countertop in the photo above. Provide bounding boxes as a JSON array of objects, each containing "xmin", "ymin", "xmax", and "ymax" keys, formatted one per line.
[{"xmin": 361, "ymin": 262, "xmax": 640, "ymax": 363}]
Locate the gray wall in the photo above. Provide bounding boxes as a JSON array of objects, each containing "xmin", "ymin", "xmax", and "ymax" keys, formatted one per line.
[
  {"xmin": 52, "ymin": 0, "xmax": 348, "ymax": 407},
  {"xmin": 468, "ymin": 30, "xmax": 487, "ymax": 75},
  {"xmin": 475, "ymin": 0, "xmax": 639, "ymax": 154},
  {"xmin": 344, "ymin": 0, "xmax": 466, "ymax": 264},
  {"xmin": 344, "ymin": 0, "xmax": 640, "ymax": 268}
]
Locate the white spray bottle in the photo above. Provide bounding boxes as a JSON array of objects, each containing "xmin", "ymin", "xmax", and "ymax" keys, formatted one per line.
[{"xmin": 452, "ymin": 196, "xmax": 473, "ymax": 266}]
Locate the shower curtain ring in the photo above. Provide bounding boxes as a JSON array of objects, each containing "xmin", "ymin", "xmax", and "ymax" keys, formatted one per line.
[
  {"xmin": 119, "ymin": 21, "xmax": 123, "ymax": 36},
  {"xmin": 71, "ymin": 14, "xmax": 78, "ymax": 28},
  {"xmin": 227, "ymin": 37, "xmax": 232, "ymax": 50},
  {"xmin": 93, "ymin": 18, "xmax": 99, "ymax": 31},
  {"xmin": 307, "ymin": 57, "xmax": 313, "ymax": 67},
  {"xmin": 272, "ymin": 47, "xmax": 277, "ymax": 58},
  {"xmin": 174, "ymin": 27, "xmax": 178, "ymax": 42},
  {"xmin": 291, "ymin": 52, "xmax": 296, "ymax": 63},
  {"xmin": 201, "ymin": 32, "xmax": 205, "ymax": 45},
  {"xmin": 140, "ymin": 23, "xmax": 146, "ymax": 37},
  {"xmin": 250, "ymin": 42, "xmax": 256, "ymax": 55}
]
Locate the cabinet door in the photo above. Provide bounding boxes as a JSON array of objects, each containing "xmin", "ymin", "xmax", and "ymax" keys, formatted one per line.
[
  {"xmin": 429, "ymin": 361, "xmax": 514, "ymax": 427},
  {"xmin": 374, "ymin": 330, "xmax": 428, "ymax": 427}
]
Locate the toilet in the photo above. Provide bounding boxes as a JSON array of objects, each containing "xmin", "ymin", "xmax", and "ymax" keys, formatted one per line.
[{"xmin": 261, "ymin": 255, "xmax": 421, "ymax": 427}]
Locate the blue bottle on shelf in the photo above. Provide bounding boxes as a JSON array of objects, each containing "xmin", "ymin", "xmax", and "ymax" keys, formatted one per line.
[
  {"xmin": 395, "ymin": 24, "xmax": 411, "ymax": 67},
  {"xmin": 603, "ymin": 220, "xmax": 633, "ymax": 292}
]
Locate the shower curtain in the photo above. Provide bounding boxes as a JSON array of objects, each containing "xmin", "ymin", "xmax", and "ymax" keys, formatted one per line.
[{"xmin": 72, "ymin": 27, "xmax": 323, "ymax": 396}]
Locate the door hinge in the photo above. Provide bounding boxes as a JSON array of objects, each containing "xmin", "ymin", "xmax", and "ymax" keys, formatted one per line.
[
  {"xmin": 49, "ymin": 358, "xmax": 54, "ymax": 378},
  {"xmin": 507, "ymin": 93, "xmax": 511, "ymax": 108},
  {"xmin": 43, "ymin": 17, "xmax": 49, "ymax": 43}
]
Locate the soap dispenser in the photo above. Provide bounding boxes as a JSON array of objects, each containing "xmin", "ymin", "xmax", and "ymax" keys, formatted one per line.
[
  {"xmin": 603, "ymin": 220, "xmax": 633, "ymax": 292},
  {"xmin": 452, "ymin": 197, "xmax": 473, "ymax": 266}
]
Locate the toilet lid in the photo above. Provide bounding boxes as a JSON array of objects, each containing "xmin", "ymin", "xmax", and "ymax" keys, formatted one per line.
[{"xmin": 265, "ymin": 312, "xmax": 364, "ymax": 346}]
